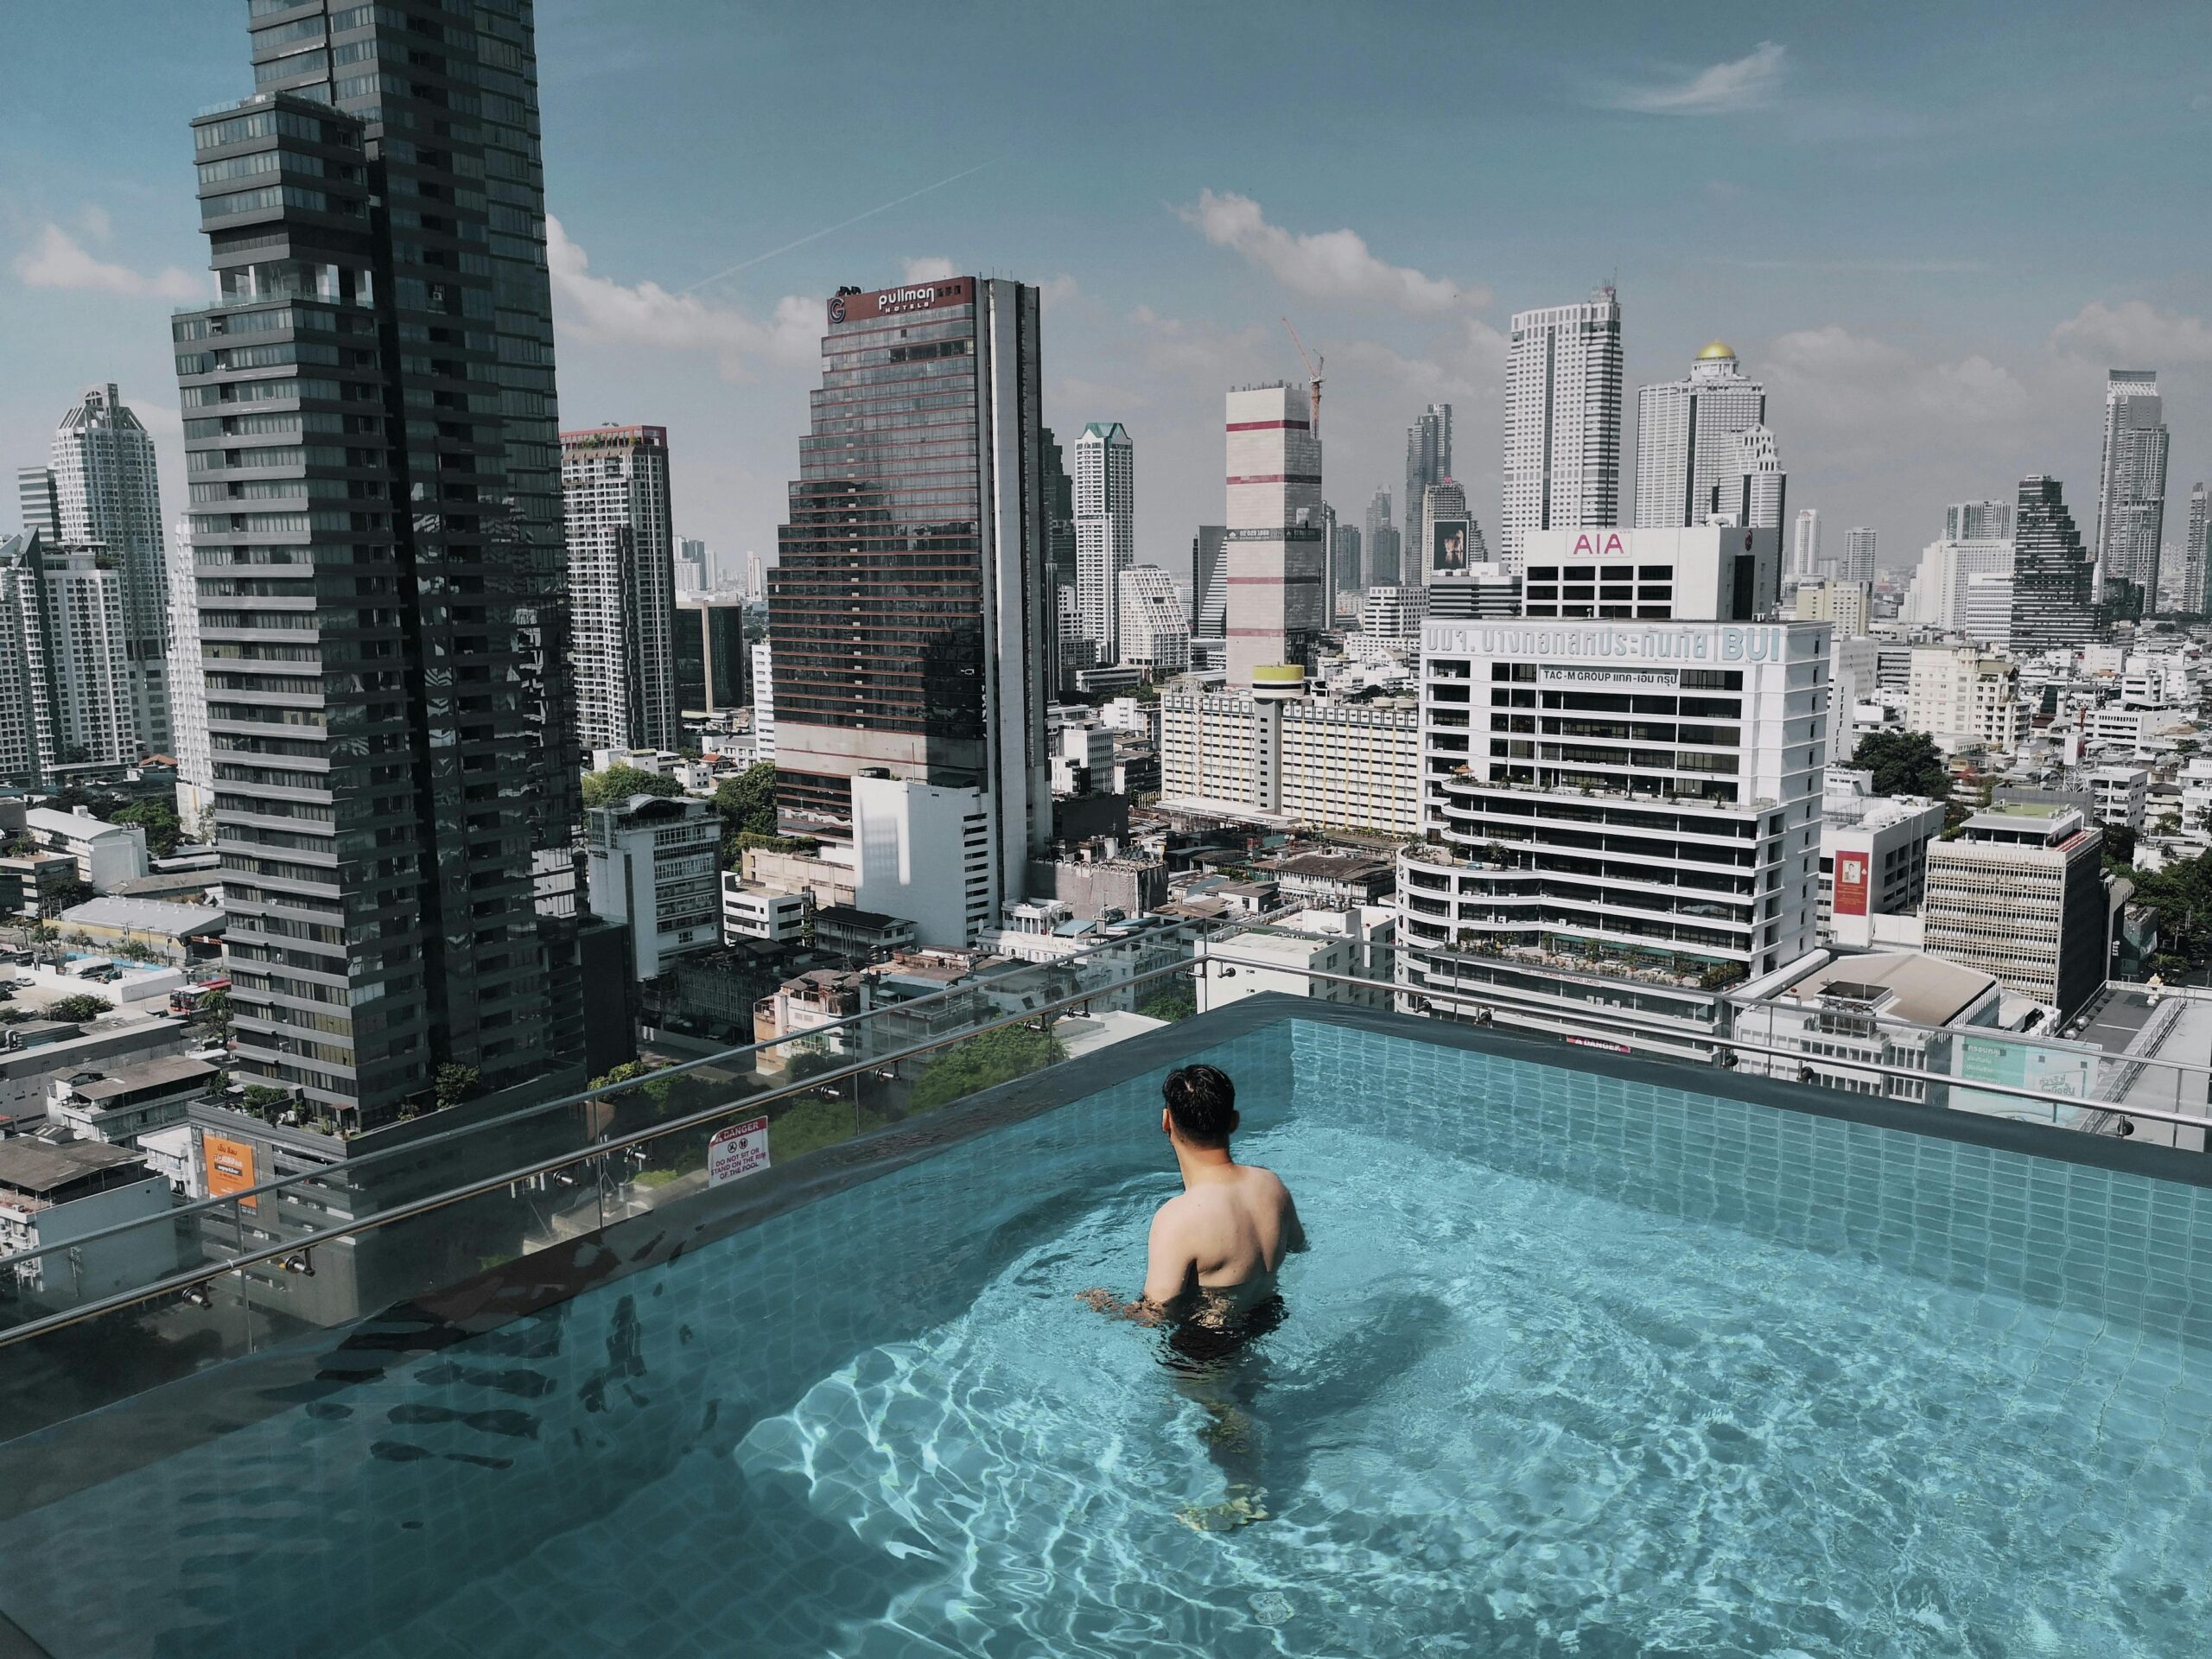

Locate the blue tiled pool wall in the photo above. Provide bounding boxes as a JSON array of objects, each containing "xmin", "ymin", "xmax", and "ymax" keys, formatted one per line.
[
  {"xmin": 1290, "ymin": 1020, "xmax": 2212, "ymax": 1351},
  {"xmin": 0, "ymin": 1029, "xmax": 1290, "ymax": 1659}
]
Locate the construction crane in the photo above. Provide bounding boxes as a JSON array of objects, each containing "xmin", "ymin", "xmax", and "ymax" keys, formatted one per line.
[{"xmin": 1280, "ymin": 316, "xmax": 1324, "ymax": 435}]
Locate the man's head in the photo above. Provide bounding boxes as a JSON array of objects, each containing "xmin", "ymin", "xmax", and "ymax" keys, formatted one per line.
[{"xmin": 1161, "ymin": 1064, "xmax": 1237, "ymax": 1149}]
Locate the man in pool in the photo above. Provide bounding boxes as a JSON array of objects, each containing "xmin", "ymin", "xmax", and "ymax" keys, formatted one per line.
[{"xmin": 1077, "ymin": 1064, "xmax": 1306, "ymax": 1530}]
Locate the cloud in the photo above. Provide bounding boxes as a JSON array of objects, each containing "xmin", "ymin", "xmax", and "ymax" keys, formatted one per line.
[
  {"xmin": 1598, "ymin": 42, "xmax": 1786, "ymax": 116},
  {"xmin": 1038, "ymin": 274, "xmax": 1081, "ymax": 308},
  {"xmin": 1766, "ymin": 325, "xmax": 2028, "ymax": 425},
  {"xmin": 12, "ymin": 224, "xmax": 200, "ymax": 302},
  {"xmin": 2050, "ymin": 300, "xmax": 2212, "ymax": 365},
  {"xmin": 546, "ymin": 214, "xmax": 818, "ymax": 378},
  {"xmin": 1175, "ymin": 190, "xmax": 1481, "ymax": 314},
  {"xmin": 900, "ymin": 256, "xmax": 957, "ymax": 283}
]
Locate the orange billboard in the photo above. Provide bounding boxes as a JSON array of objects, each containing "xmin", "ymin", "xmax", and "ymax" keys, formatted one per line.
[{"xmin": 204, "ymin": 1132, "xmax": 258, "ymax": 1211}]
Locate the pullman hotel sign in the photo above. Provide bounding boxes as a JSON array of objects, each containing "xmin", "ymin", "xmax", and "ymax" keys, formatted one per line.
[
  {"xmin": 1424, "ymin": 622, "xmax": 1790, "ymax": 664},
  {"xmin": 828, "ymin": 277, "xmax": 976, "ymax": 324}
]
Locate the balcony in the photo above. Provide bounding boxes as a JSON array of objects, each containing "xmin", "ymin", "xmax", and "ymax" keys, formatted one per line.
[{"xmin": 3, "ymin": 933, "xmax": 2211, "ymax": 1655}]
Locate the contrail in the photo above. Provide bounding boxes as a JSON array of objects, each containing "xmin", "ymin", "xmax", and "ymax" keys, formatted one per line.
[{"xmin": 677, "ymin": 162, "xmax": 995, "ymax": 296}]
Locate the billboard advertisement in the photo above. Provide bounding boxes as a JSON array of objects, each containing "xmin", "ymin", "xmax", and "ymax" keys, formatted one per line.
[
  {"xmin": 1834, "ymin": 850, "xmax": 1871, "ymax": 918},
  {"xmin": 1431, "ymin": 518, "xmax": 1471, "ymax": 574},
  {"xmin": 203, "ymin": 1132, "xmax": 258, "ymax": 1211}
]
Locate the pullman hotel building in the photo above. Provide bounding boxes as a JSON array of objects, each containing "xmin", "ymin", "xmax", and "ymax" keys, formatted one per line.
[
  {"xmin": 769, "ymin": 277, "xmax": 1052, "ymax": 918},
  {"xmin": 1397, "ymin": 526, "xmax": 1830, "ymax": 1047}
]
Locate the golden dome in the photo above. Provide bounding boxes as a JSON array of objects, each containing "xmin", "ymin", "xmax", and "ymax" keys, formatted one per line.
[{"xmin": 1696, "ymin": 340, "xmax": 1736, "ymax": 361}]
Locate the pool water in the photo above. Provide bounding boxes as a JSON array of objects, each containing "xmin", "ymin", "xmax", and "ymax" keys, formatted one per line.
[{"xmin": 8, "ymin": 1018, "xmax": 2212, "ymax": 1656}]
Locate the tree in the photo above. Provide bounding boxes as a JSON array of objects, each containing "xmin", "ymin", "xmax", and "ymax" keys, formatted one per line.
[
  {"xmin": 1135, "ymin": 989, "xmax": 1195, "ymax": 1022},
  {"xmin": 432, "ymin": 1064, "xmax": 483, "ymax": 1109},
  {"xmin": 713, "ymin": 762, "xmax": 781, "ymax": 861},
  {"xmin": 194, "ymin": 988, "xmax": 232, "ymax": 1041},
  {"xmin": 1848, "ymin": 730, "xmax": 1949, "ymax": 799},
  {"xmin": 240, "ymin": 1084, "xmax": 292, "ymax": 1113},
  {"xmin": 580, "ymin": 765, "xmax": 683, "ymax": 809},
  {"xmin": 2130, "ymin": 851, "xmax": 2212, "ymax": 967},
  {"xmin": 49, "ymin": 993, "xmax": 112, "ymax": 1023},
  {"xmin": 910, "ymin": 1026, "xmax": 1066, "ymax": 1114},
  {"xmin": 108, "ymin": 799, "xmax": 184, "ymax": 858},
  {"xmin": 2104, "ymin": 822, "xmax": 2139, "ymax": 870}
]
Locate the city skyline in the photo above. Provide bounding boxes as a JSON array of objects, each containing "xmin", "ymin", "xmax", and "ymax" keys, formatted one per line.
[{"xmin": 4, "ymin": 5, "xmax": 2207, "ymax": 590}]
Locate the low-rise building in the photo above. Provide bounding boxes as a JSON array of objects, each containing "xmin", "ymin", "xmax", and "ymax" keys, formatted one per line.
[
  {"xmin": 721, "ymin": 877, "xmax": 808, "ymax": 944},
  {"xmin": 2089, "ymin": 764, "xmax": 2150, "ymax": 830},
  {"xmin": 0, "ymin": 851, "xmax": 80, "ymax": 919},
  {"xmin": 1262, "ymin": 851, "xmax": 1396, "ymax": 907},
  {"xmin": 55, "ymin": 895, "xmax": 226, "ymax": 965},
  {"xmin": 46, "ymin": 1054, "xmax": 220, "ymax": 1147},
  {"xmin": 1734, "ymin": 951, "xmax": 2004, "ymax": 1103},
  {"xmin": 24, "ymin": 807, "xmax": 148, "ymax": 892},
  {"xmin": 1923, "ymin": 801, "xmax": 2108, "ymax": 1020},
  {"xmin": 584, "ymin": 794, "xmax": 721, "ymax": 980},
  {"xmin": 813, "ymin": 905, "xmax": 918, "ymax": 964},
  {"xmin": 0, "ymin": 1138, "xmax": 172, "ymax": 1308},
  {"xmin": 1819, "ymin": 776, "xmax": 1946, "ymax": 948},
  {"xmin": 1198, "ymin": 906, "xmax": 1395, "ymax": 1013},
  {"xmin": 1160, "ymin": 677, "xmax": 1421, "ymax": 838}
]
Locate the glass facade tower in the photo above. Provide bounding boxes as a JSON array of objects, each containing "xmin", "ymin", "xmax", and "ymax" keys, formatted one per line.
[{"xmin": 174, "ymin": 0, "xmax": 576, "ymax": 1126}]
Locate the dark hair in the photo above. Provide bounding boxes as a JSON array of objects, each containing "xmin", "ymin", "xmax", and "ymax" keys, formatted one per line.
[{"xmin": 1163, "ymin": 1064, "xmax": 1236, "ymax": 1147}]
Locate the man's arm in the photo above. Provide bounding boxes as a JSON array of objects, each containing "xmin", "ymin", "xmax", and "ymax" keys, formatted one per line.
[
  {"xmin": 1077, "ymin": 1201, "xmax": 1194, "ymax": 1324},
  {"xmin": 1281, "ymin": 1185, "xmax": 1309, "ymax": 1255}
]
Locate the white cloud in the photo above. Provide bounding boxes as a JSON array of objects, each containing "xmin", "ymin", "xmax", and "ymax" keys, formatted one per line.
[
  {"xmin": 1038, "ymin": 273, "xmax": 1081, "ymax": 308},
  {"xmin": 1599, "ymin": 42, "xmax": 1787, "ymax": 116},
  {"xmin": 2051, "ymin": 300, "xmax": 2212, "ymax": 365},
  {"xmin": 12, "ymin": 224, "xmax": 200, "ymax": 302},
  {"xmin": 546, "ymin": 214, "xmax": 817, "ymax": 378},
  {"xmin": 1175, "ymin": 190, "xmax": 1480, "ymax": 314},
  {"xmin": 899, "ymin": 256, "xmax": 957, "ymax": 283},
  {"xmin": 1766, "ymin": 324, "xmax": 2028, "ymax": 425}
]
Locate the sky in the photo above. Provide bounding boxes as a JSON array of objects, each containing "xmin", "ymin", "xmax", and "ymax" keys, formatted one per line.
[{"xmin": 3, "ymin": 1, "xmax": 2209, "ymax": 591}]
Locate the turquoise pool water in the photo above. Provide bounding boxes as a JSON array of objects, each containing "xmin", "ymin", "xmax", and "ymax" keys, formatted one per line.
[{"xmin": 7, "ymin": 1018, "xmax": 2212, "ymax": 1656}]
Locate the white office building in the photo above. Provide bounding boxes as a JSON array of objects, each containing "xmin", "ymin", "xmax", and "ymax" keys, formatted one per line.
[
  {"xmin": 1397, "ymin": 615, "xmax": 1829, "ymax": 1046},
  {"xmin": 1905, "ymin": 645, "xmax": 2020, "ymax": 753},
  {"xmin": 1357, "ymin": 585, "xmax": 1428, "ymax": 643},
  {"xmin": 1635, "ymin": 341, "xmax": 1770, "ymax": 531},
  {"xmin": 2088, "ymin": 764, "xmax": 2149, "ymax": 830},
  {"xmin": 850, "ymin": 772, "xmax": 995, "ymax": 948},
  {"xmin": 165, "ymin": 516, "xmax": 211, "ymax": 835},
  {"xmin": 1223, "ymin": 385, "xmax": 1326, "ymax": 688},
  {"xmin": 1819, "ymin": 776, "xmax": 1945, "ymax": 948},
  {"xmin": 1904, "ymin": 537, "xmax": 2014, "ymax": 634},
  {"xmin": 563, "ymin": 424, "xmax": 679, "ymax": 753},
  {"xmin": 1160, "ymin": 680, "xmax": 1421, "ymax": 837},
  {"xmin": 1791, "ymin": 508, "xmax": 1821, "ymax": 577},
  {"xmin": 1516, "ymin": 525, "xmax": 1782, "ymax": 623},
  {"xmin": 1074, "ymin": 422, "xmax": 1135, "ymax": 662},
  {"xmin": 1501, "ymin": 287, "xmax": 1622, "ymax": 569},
  {"xmin": 750, "ymin": 640, "xmax": 775, "ymax": 762},
  {"xmin": 1839, "ymin": 527, "xmax": 1878, "ymax": 584},
  {"xmin": 1116, "ymin": 563, "xmax": 1189, "ymax": 677},
  {"xmin": 722, "ymin": 875, "xmax": 809, "ymax": 944},
  {"xmin": 1795, "ymin": 579, "xmax": 1871, "ymax": 639},
  {"xmin": 584, "ymin": 793, "xmax": 721, "ymax": 980}
]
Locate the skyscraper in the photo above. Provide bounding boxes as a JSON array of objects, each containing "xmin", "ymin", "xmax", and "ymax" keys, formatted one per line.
[
  {"xmin": 563, "ymin": 424, "xmax": 679, "ymax": 753},
  {"xmin": 673, "ymin": 536, "xmax": 708, "ymax": 595},
  {"xmin": 1192, "ymin": 524, "xmax": 1227, "ymax": 637},
  {"xmin": 1503, "ymin": 286, "xmax": 1623, "ymax": 568},
  {"xmin": 1363, "ymin": 486, "xmax": 1400, "ymax": 588},
  {"xmin": 1223, "ymin": 383, "xmax": 1325, "ymax": 688},
  {"xmin": 1703, "ymin": 425, "xmax": 1786, "ymax": 531},
  {"xmin": 1073, "ymin": 422, "xmax": 1134, "ymax": 662},
  {"xmin": 1405, "ymin": 403, "xmax": 1452, "ymax": 557},
  {"xmin": 16, "ymin": 469, "xmax": 59, "ymax": 542},
  {"xmin": 2094, "ymin": 370, "xmax": 2170, "ymax": 617},
  {"xmin": 176, "ymin": 0, "xmax": 576, "ymax": 1124},
  {"xmin": 1946, "ymin": 499, "xmax": 2013, "ymax": 542},
  {"xmin": 1791, "ymin": 507, "xmax": 1821, "ymax": 578},
  {"xmin": 672, "ymin": 595, "xmax": 749, "ymax": 717},
  {"xmin": 2010, "ymin": 475, "xmax": 2099, "ymax": 649},
  {"xmin": 46, "ymin": 385, "xmax": 171, "ymax": 753},
  {"xmin": 1839, "ymin": 528, "xmax": 1878, "ymax": 584},
  {"xmin": 1332, "ymin": 520, "xmax": 1363, "ymax": 604},
  {"xmin": 1634, "ymin": 342, "xmax": 1767, "ymax": 531},
  {"xmin": 167, "ymin": 516, "xmax": 212, "ymax": 835},
  {"xmin": 1039, "ymin": 427, "xmax": 1076, "ymax": 598},
  {"xmin": 769, "ymin": 276, "xmax": 1049, "ymax": 918},
  {"xmin": 2183, "ymin": 483, "xmax": 2209, "ymax": 616},
  {"xmin": 1414, "ymin": 479, "xmax": 1484, "ymax": 584}
]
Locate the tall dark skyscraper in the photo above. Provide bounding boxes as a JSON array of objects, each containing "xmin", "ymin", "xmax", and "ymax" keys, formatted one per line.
[
  {"xmin": 770, "ymin": 277, "xmax": 1051, "ymax": 911},
  {"xmin": 175, "ymin": 1, "xmax": 575, "ymax": 1124},
  {"xmin": 1404, "ymin": 403, "xmax": 1451, "ymax": 559},
  {"xmin": 2009, "ymin": 475, "xmax": 2100, "ymax": 650}
]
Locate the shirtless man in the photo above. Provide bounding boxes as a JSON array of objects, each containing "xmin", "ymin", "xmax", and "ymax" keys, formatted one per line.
[{"xmin": 1078, "ymin": 1064, "xmax": 1306, "ymax": 1529}]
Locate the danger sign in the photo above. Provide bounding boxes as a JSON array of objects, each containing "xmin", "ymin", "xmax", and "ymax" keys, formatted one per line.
[{"xmin": 707, "ymin": 1116, "xmax": 770, "ymax": 1187}]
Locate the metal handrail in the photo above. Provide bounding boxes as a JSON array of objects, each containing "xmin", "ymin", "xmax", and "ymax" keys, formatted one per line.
[{"xmin": 5, "ymin": 944, "xmax": 2197, "ymax": 1350}]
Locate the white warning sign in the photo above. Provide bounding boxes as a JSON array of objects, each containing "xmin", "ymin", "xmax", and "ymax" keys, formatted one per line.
[{"xmin": 707, "ymin": 1116, "xmax": 771, "ymax": 1186}]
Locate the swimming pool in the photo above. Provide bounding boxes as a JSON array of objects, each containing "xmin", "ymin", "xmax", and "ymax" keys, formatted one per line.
[{"xmin": 6, "ymin": 1007, "xmax": 2212, "ymax": 1656}]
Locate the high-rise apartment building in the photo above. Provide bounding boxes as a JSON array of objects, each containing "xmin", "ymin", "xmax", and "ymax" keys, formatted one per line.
[
  {"xmin": 1904, "ymin": 537, "xmax": 2014, "ymax": 635},
  {"xmin": 1116, "ymin": 564, "xmax": 1189, "ymax": 677},
  {"xmin": 175, "ymin": 0, "xmax": 578, "ymax": 1125},
  {"xmin": 769, "ymin": 276, "xmax": 1049, "ymax": 923},
  {"xmin": 167, "ymin": 516, "xmax": 213, "ymax": 834},
  {"xmin": 1791, "ymin": 507, "xmax": 1821, "ymax": 577},
  {"xmin": 1363, "ymin": 486, "xmax": 1400, "ymax": 588},
  {"xmin": 1414, "ymin": 479, "xmax": 1483, "ymax": 586},
  {"xmin": 2184, "ymin": 483, "xmax": 2210, "ymax": 615},
  {"xmin": 563, "ymin": 424, "xmax": 678, "ymax": 753},
  {"xmin": 1191, "ymin": 524, "xmax": 1227, "ymax": 639},
  {"xmin": 1838, "ymin": 528, "xmax": 1878, "ymax": 584},
  {"xmin": 1502, "ymin": 287, "xmax": 1623, "ymax": 568},
  {"xmin": 1405, "ymin": 404, "xmax": 1452, "ymax": 556},
  {"xmin": 2094, "ymin": 371, "xmax": 2170, "ymax": 617},
  {"xmin": 0, "ymin": 531, "xmax": 134, "ymax": 778},
  {"xmin": 1709, "ymin": 426, "xmax": 1787, "ymax": 531},
  {"xmin": 1634, "ymin": 341, "xmax": 1766, "ymax": 531},
  {"xmin": 1223, "ymin": 383, "xmax": 1325, "ymax": 688},
  {"xmin": 1073, "ymin": 422, "xmax": 1133, "ymax": 661},
  {"xmin": 1946, "ymin": 499, "xmax": 2013, "ymax": 542},
  {"xmin": 2010, "ymin": 475, "xmax": 2099, "ymax": 650},
  {"xmin": 42, "ymin": 386, "xmax": 171, "ymax": 754},
  {"xmin": 16, "ymin": 470, "xmax": 59, "ymax": 542},
  {"xmin": 1332, "ymin": 521, "xmax": 1363, "ymax": 605},
  {"xmin": 749, "ymin": 639, "xmax": 775, "ymax": 762},
  {"xmin": 673, "ymin": 536, "xmax": 708, "ymax": 595}
]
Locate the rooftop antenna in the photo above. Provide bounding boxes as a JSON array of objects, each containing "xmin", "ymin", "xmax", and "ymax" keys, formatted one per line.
[{"xmin": 1280, "ymin": 317, "xmax": 1324, "ymax": 435}]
